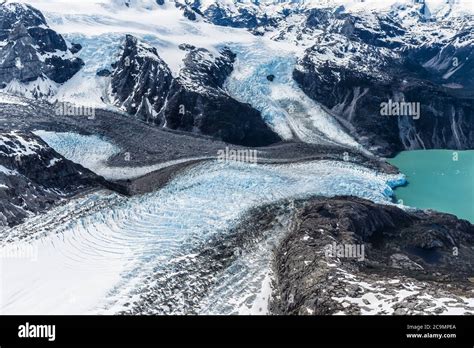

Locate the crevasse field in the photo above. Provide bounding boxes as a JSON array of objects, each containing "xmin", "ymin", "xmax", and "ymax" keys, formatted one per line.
[
  {"xmin": 1, "ymin": 0, "xmax": 439, "ymax": 315},
  {"xmin": 0, "ymin": 131, "xmax": 404, "ymax": 314}
]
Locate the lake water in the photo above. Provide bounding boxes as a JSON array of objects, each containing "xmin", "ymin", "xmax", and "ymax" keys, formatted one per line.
[{"xmin": 389, "ymin": 150, "xmax": 474, "ymax": 223}]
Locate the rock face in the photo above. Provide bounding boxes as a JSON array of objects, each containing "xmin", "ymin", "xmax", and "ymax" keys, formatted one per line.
[
  {"xmin": 0, "ymin": 131, "xmax": 103, "ymax": 227},
  {"xmin": 291, "ymin": 8, "xmax": 474, "ymax": 156},
  {"xmin": 0, "ymin": 2, "xmax": 84, "ymax": 97},
  {"xmin": 267, "ymin": 196, "xmax": 474, "ymax": 315},
  {"xmin": 180, "ymin": 1, "xmax": 473, "ymax": 155},
  {"xmin": 110, "ymin": 35, "xmax": 281, "ymax": 146},
  {"xmin": 196, "ymin": 1, "xmax": 277, "ymax": 32},
  {"xmin": 162, "ymin": 47, "xmax": 281, "ymax": 146},
  {"xmin": 110, "ymin": 35, "xmax": 173, "ymax": 122}
]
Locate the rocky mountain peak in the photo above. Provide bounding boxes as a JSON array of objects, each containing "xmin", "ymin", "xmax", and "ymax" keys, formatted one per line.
[
  {"xmin": 110, "ymin": 34, "xmax": 173, "ymax": 123},
  {"xmin": 0, "ymin": 2, "xmax": 46, "ymax": 38},
  {"xmin": 176, "ymin": 47, "xmax": 235, "ymax": 94},
  {"xmin": 0, "ymin": 2, "xmax": 83, "ymax": 97},
  {"xmin": 7, "ymin": 22, "xmax": 29, "ymax": 41}
]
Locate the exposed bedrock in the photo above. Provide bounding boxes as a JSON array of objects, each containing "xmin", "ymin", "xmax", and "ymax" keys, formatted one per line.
[
  {"xmin": 0, "ymin": 3, "xmax": 84, "ymax": 96},
  {"xmin": 236, "ymin": 196, "xmax": 474, "ymax": 315},
  {"xmin": 110, "ymin": 35, "xmax": 281, "ymax": 147},
  {"xmin": 0, "ymin": 131, "xmax": 104, "ymax": 228},
  {"xmin": 110, "ymin": 35, "xmax": 173, "ymax": 122},
  {"xmin": 293, "ymin": 35, "xmax": 474, "ymax": 157},
  {"xmin": 281, "ymin": 6, "xmax": 474, "ymax": 157}
]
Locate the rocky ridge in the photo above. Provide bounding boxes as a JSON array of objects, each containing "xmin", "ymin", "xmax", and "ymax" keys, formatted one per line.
[
  {"xmin": 0, "ymin": 131, "xmax": 104, "ymax": 227},
  {"xmin": 232, "ymin": 196, "xmax": 474, "ymax": 315},
  {"xmin": 0, "ymin": 2, "xmax": 84, "ymax": 98},
  {"xmin": 110, "ymin": 35, "xmax": 281, "ymax": 146},
  {"xmin": 290, "ymin": 7, "xmax": 474, "ymax": 156}
]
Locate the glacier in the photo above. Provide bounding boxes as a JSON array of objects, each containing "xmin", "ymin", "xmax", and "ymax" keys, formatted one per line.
[
  {"xmin": 0, "ymin": 156, "xmax": 404, "ymax": 315},
  {"xmin": 33, "ymin": 130, "xmax": 121, "ymax": 176},
  {"xmin": 33, "ymin": 130, "xmax": 211, "ymax": 180},
  {"xmin": 224, "ymin": 42, "xmax": 365, "ymax": 151},
  {"xmin": 3, "ymin": 0, "xmax": 450, "ymax": 316}
]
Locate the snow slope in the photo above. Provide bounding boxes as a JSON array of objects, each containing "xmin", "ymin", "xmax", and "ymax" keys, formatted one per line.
[
  {"xmin": 4, "ymin": 0, "xmax": 365, "ymax": 147},
  {"xmin": 7, "ymin": 0, "xmax": 471, "ymax": 148}
]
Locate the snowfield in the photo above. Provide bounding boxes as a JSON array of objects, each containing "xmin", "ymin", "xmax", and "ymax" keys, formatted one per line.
[{"xmin": 3, "ymin": 0, "xmax": 364, "ymax": 146}]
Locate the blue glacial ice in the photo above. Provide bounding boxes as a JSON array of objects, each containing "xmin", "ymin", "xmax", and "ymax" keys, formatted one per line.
[
  {"xmin": 52, "ymin": 33, "xmax": 123, "ymax": 107},
  {"xmin": 33, "ymin": 130, "xmax": 120, "ymax": 175},
  {"xmin": 33, "ymin": 130, "xmax": 209, "ymax": 180},
  {"xmin": 0, "ymin": 157, "xmax": 403, "ymax": 315},
  {"xmin": 224, "ymin": 42, "xmax": 364, "ymax": 151}
]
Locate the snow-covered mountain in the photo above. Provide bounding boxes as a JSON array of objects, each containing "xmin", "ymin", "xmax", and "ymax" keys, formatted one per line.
[
  {"xmin": 109, "ymin": 35, "xmax": 280, "ymax": 145},
  {"xmin": 0, "ymin": 0, "xmax": 472, "ymax": 153},
  {"xmin": 291, "ymin": 6, "xmax": 474, "ymax": 154},
  {"xmin": 0, "ymin": 130, "xmax": 104, "ymax": 226},
  {"xmin": 0, "ymin": 2, "xmax": 84, "ymax": 98},
  {"xmin": 1, "ymin": 0, "xmax": 473, "ymax": 317}
]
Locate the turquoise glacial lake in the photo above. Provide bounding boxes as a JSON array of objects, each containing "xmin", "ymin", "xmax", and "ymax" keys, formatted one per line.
[{"xmin": 389, "ymin": 150, "xmax": 474, "ymax": 223}]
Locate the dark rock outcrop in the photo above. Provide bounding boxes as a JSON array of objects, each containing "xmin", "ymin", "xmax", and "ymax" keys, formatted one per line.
[
  {"xmin": 265, "ymin": 196, "xmax": 474, "ymax": 315},
  {"xmin": 110, "ymin": 35, "xmax": 173, "ymax": 122},
  {"xmin": 0, "ymin": 131, "xmax": 104, "ymax": 227},
  {"xmin": 0, "ymin": 3, "xmax": 84, "ymax": 96},
  {"xmin": 97, "ymin": 68, "xmax": 112, "ymax": 77},
  {"xmin": 69, "ymin": 42, "xmax": 83, "ymax": 54},
  {"xmin": 178, "ymin": 43, "xmax": 196, "ymax": 51},
  {"xmin": 110, "ymin": 35, "xmax": 281, "ymax": 147},
  {"xmin": 175, "ymin": 2, "xmax": 202, "ymax": 21}
]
